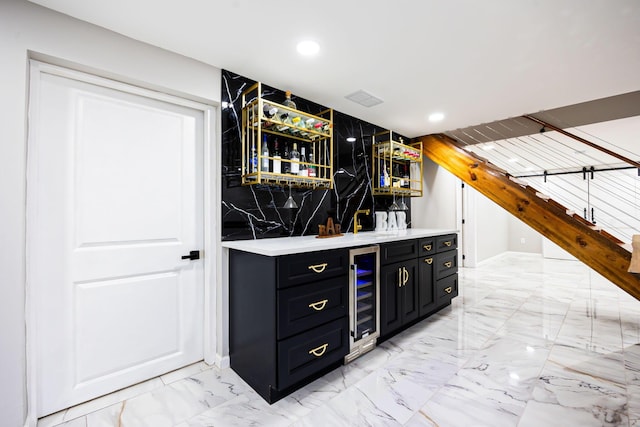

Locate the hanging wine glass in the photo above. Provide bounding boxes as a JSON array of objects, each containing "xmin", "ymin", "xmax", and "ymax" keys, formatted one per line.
[{"xmin": 283, "ymin": 184, "xmax": 298, "ymax": 209}]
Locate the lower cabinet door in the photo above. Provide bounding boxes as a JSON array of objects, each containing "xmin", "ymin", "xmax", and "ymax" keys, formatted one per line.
[
  {"xmin": 277, "ymin": 316, "xmax": 348, "ymax": 390},
  {"xmin": 401, "ymin": 260, "xmax": 419, "ymax": 325},
  {"xmin": 419, "ymin": 256, "xmax": 435, "ymax": 316},
  {"xmin": 380, "ymin": 262, "xmax": 403, "ymax": 337},
  {"xmin": 380, "ymin": 260, "xmax": 418, "ymax": 337}
]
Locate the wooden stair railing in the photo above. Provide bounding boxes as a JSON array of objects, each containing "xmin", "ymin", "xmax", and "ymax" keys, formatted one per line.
[{"xmin": 414, "ymin": 133, "xmax": 640, "ymax": 300}]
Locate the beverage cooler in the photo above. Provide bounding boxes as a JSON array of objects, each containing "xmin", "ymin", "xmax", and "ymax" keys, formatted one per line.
[{"xmin": 345, "ymin": 245, "xmax": 380, "ymax": 363}]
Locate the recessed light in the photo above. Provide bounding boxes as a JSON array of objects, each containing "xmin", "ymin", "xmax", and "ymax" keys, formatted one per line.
[
  {"xmin": 482, "ymin": 145, "xmax": 495, "ymax": 151},
  {"xmin": 428, "ymin": 112, "xmax": 445, "ymax": 122},
  {"xmin": 296, "ymin": 40, "xmax": 319, "ymax": 56},
  {"xmin": 346, "ymin": 137, "xmax": 356, "ymax": 142}
]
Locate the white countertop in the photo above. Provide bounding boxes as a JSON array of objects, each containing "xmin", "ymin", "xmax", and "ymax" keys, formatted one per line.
[{"xmin": 220, "ymin": 228, "xmax": 458, "ymax": 256}]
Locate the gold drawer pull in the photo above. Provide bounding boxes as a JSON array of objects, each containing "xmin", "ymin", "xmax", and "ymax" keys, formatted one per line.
[
  {"xmin": 443, "ymin": 241, "xmax": 452, "ymax": 247},
  {"xmin": 308, "ymin": 299, "xmax": 328, "ymax": 311},
  {"xmin": 308, "ymin": 343, "xmax": 328, "ymax": 357},
  {"xmin": 444, "ymin": 286, "xmax": 453, "ymax": 294},
  {"xmin": 444, "ymin": 261, "xmax": 452, "ymax": 268},
  {"xmin": 423, "ymin": 244, "xmax": 432, "ymax": 251},
  {"xmin": 424, "ymin": 258, "xmax": 433, "ymax": 265},
  {"xmin": 308, "ymin": 263, "xmax": 328, "ymax": 273}
]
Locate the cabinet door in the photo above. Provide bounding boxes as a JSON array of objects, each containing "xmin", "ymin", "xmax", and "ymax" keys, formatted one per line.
[
  {"xmin": 380, "ymin": 260, "xmax": 418, "ymax": 337},
  {"xmin": 380, "ymin": 262, "xmax": 403, "ymax": 337},
  {"xmin": 401, "ymin": 259, "xmax": 419, "ymax": 325},
  {"xmin": 418, "ymin": 256, "xmax": 435, "ymax": 316}
]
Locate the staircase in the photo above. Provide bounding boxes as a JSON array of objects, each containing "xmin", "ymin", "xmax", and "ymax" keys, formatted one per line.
[{"xmin": 414, "ymin": 133, "xmax": 640, "ymax": 300}]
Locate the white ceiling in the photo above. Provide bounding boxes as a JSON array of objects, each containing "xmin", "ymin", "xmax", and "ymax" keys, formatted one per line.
[{"xmin": 28, "ymin": 0, "xmax": 640, "ymax": 138}]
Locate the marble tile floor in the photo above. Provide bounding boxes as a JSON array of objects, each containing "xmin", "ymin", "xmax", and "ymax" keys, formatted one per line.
[{"xmin": 40, "ymin": 252, "xmax": 640, "ymax": 427}]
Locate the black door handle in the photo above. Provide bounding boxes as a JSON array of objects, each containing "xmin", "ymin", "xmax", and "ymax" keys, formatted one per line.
[{"xmin": 181, "ymin": 250, "xmax": 200, "ymax": 260}]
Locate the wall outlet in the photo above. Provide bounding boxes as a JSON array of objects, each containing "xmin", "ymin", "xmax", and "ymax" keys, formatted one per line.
[{"xmin": 520, "ymin": 237, "xmax": 526, "ymax": 244}]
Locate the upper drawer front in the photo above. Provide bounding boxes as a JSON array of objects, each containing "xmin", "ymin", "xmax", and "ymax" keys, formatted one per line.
[
  {"xmin": 436, "ymin": 273, "xmax": 458, "ymax": 301},
  {"xmin": 435, "ymin": 250, "xmax": 458, "ymax": 280},
  {"xmin": 277, "ymin": 276, "xmax": 348, "ymax": 340},
  {"xmin": 419, "ymin": 237, "xmax": 436, "ymax": 256},
  {"xmin": 380, "ymin": 239, "xmax": 418, "ymax": 264},
  {"xmin": 278, "ymin": 249, "xmax": 349, "ymax": 289},
  {"xmin": 277, "ymin": 316, "xmax": 348, "ymax": 390},
  {"xmin": 435, "ymin": 234, "xmax": 458, "ymax": 253}
]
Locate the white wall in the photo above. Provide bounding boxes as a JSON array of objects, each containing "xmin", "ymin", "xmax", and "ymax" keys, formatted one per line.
[
  {"xmin": 0, "ymin": 1, "xmax": 220, "ymax": 425},
  {"xmin": 411, "ymin": 158, "xmax": 458, "ymax": 229},
  {"xmin": 508, "ymin": 215, "xmax": 543, "ymax": 253},
  {"xmin": 473, "ymin": 187, "xmax": 510, "ymax": 263}
]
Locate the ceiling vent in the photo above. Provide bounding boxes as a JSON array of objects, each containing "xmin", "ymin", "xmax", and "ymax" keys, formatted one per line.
[{"xmin": 345, "ymin": 90, "xmax": 384, "ymax": 107}]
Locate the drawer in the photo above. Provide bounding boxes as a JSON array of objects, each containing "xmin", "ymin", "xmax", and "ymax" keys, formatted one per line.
[
  {"xmin": 278, "ymin": 249, "xmax": 349, "ymax": 288},
  {"xmin": 277, "ymin": 276, "xmax": 348, "ymax": 340},
  {"xmin": 436, "ymin": 273, "xmax": 458, "ymax": 302},
  {"xmin": 419, "ymin": 237, "xmax": 436, "ymax": 256},
  {"xmin": 380, "ymin": 239, "xmax": 418, "ymax": 264},
  {"xmin": 435, "ymin": 234, "xmax": 458, "ymax": 253},
  {"xmin": 277, "ymin": 316, "xmax": 348, "ymax": 390},
  {"xmin": 434, "ymin": 250, "xmax": 458, "ymax": 280}
]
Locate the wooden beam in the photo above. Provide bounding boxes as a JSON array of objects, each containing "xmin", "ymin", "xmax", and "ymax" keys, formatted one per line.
[{"xmin": 415, "ymin": 133, "xmax": 640, "ymax": 300}]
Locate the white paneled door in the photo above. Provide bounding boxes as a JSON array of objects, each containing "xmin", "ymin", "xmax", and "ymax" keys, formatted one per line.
[{"xmin": 28, "ymin": 64, "xmax": 205, "ymax": 417}]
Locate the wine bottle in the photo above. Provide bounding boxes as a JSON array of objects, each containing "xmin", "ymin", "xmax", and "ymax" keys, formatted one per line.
[
  {"xmin": 263, "ymin": 103, "xmax": 277, "ymax": 118},
  {"xmin": 261, "ymin": 135, "xmax": 269, "ymax": 172},
  {"xmin": 283, "ymin": 142, "xmax": 290, "ymax": 174},
  {"xmin": 272, "ymin": 139, "xmax": 281, "ymax": 174},
  {"xmin": 402, "ymin": 164, "xmax": 410, "ymax": 188},
  {"xmin": 276, "ymin": 112, "xmax": 290, "ymax": 132},
  {"xmin": 283, "ymin": 91, "xmax": 297, "ymax": 109},
  {"xmin": 290, "ymin": 143, "xmax": 300, "ymax": 175},
  {"xmin": 299, "ymin": 146, "xmax": 308, "ymax": 176},
  {"xmin": 308, "ymin": 150, "xmax": 316, "ymax": 177}
]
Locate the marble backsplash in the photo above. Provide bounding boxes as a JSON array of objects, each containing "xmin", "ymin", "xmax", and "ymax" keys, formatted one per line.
[{"xmin": 221, "ymin": 70, "xmax": 410, "ymax": 241}]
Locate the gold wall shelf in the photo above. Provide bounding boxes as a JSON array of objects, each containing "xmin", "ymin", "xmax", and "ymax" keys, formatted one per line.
[
  {"xmin": 241, "ymin": 82, "xmax": 333, "ymax": 190},
  {"xmin": 372, "ymin": 130, "xmax": 423, "ymax": 197}
]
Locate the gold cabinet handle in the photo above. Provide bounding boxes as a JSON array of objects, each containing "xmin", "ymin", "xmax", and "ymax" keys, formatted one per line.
[
  {"xmin": 308, "ymin": 299, "xmax": 328, "ymax": 311},
  {"xmin": 423, "ymin": 244, "xmax": 432, "ymax": 251},
  {"xmin": 398, "ymin": 267, "xmax": 402, "ymax": 288},
  {"xmin": 403, "ymin": 267, "xmax": 409, "ymax": 286},
  {"xmin": 444, "ymin": 261, "xmax": 452, "ymax": 268},
  {"xmin": 424, "ymin": 258, "xmax": 433, "ymax": 265},
  {"xmin": 444, "ymin": 286, "xmax": 452, "ymax": 294},
  {"xmin": 308, "ymin": 343, "xmax": 328, "ymax": 357},
  {"xmin": 308, "ymin": 263, "xmax": 328, "ymax": 273},
  {"xmin": 444, "ymin": 241, "xmax": 452, "ymax": 247}
]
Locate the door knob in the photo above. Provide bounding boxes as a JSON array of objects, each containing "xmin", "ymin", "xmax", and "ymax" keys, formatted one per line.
[{"xmin": 181, "ymin": 250, "xmax": 200, "ymax": 260}]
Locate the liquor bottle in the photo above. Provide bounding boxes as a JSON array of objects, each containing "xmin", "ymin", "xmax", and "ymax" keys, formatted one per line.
[
  {"xmin": 261, "ymin": 135, "xmax": 269, "ymax": 172},
  {"xmin": 383, "ymin": 161, "xmax": 390, "ymax": 187},
  {"xmin": 283, "ymin": 91, "xmax": 297, "ymax": 109},
  {"xmin": 299, "ymin": 146, "xmax": 308, "ymax": 176},
  {"xmin": 283, "ymin": 142, "xmax": 290, "ymax": 174},
  {"xmin": 272, "ymin": 139, "xmax": 281, "ymax": 174},
  {"xmin": 250, "ymin": 138, "xmax": 257, "ymax": 173},
  {"xmin": 290, "ymin": 143, "xmax": 300, "ymax": 175}
]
